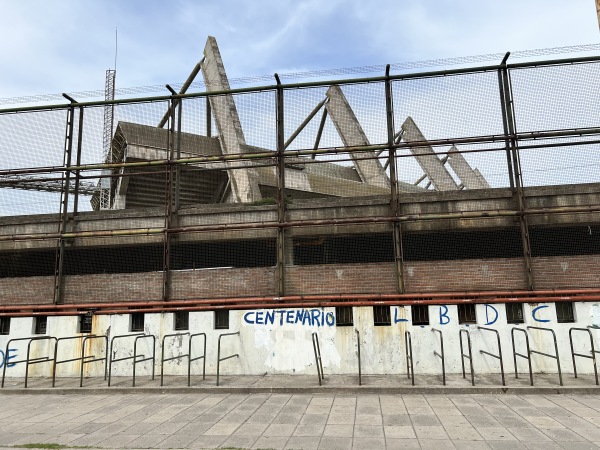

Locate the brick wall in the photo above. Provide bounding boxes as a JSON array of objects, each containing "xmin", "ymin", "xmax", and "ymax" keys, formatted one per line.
[
  {"xmin": 62, "ymin": 272, "xmax": 163, "ymax": 303},
  {"xmin": 285, "ymin": 263, "xmax": 398, "ymax": 295},
  {"xmin": 0, "ymin": 276, "xmax": 54, "ymax": 306},
  {"xmin": 0, "ymin": 256, "xmax": 598, "ymax": 306},
  {"xmin": 170, "ymin": 267, "xmax": 277, "ymax": 299},
  {"xmin": 534, "ymin": 255, "xmax": 600, "ymax": 289}
]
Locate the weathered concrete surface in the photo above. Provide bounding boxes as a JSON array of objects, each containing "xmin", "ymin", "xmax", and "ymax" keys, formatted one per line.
[
  {"xmin": 325, "ymin": 85, "xmax": 390, "ymax": 189},
  {"xmin": 402, "ymin": 116, "xmax": 459, "ymax": 191},
  {"xmin": 202, "ymin": 36, "xmax": 262, "ymax": 203},
  {"xmin": 448, "ymin": 145, "xmax": 491, "ymax": 189},
  {"xmin": 2, "ymin": 302, "xmax": 600, "ymax": 380},
  {"xmin": 3, "ymin": 182, "xmax": 599, "ymax": 250}
]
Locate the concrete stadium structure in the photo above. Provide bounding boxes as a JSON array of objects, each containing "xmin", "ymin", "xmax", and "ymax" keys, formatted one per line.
[{"xmin": 0, "ymin": 37, "xmax": 599, "ymax": 386}]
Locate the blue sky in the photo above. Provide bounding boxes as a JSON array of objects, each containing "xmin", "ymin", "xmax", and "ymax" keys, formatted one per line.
[{"xmin": 0, "ymin": 0, "xmax": 598, "ymax": 100}]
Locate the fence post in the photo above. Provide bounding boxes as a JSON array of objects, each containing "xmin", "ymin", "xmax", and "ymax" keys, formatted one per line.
[
  {"xmin": 275, "ymin": 74, "xmax": 286, "ymax": 296},
  {"xmin": 385, "ymin": 64, "xmax": 405, "ymax": 293},
  {"xmin": 498, "ymin": 54, "xmax": 534, "ymax": 290}
]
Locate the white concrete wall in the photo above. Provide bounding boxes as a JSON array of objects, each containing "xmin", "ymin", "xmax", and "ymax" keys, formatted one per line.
[{"xmin": 1, "ymin": 302, "xmax": 599, "ymax": 380}]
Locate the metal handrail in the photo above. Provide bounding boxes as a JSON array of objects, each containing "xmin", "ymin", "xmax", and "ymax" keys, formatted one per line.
[
  {"xmin": 52, "ymin": 335, "xmax": 101, "ymax": 387},
  {"xmin": 1, "ymin": 336, "xmax": 58, "ymax": 388},
  {"xmin": 189, "ymin": 333, "xmax": 207, "ymax": 386},
  {"xmin": 405, "ymin": 331, "xmax": 414, "ymax": 386},
  {"xmin": 312, "ymin": 332, "xmax": 325, "ymax": 386},
  {"xmin": 459, "ymin": 329, "xmax": 475, "ymax": 386},
  {"xmin": 160, "ymin": 332, "xmax": 190, "ymax": 386},
  {"xmin": 527, "ymin": 326, "xmax": 563, "ymax": 386},
  {"xmin": 216, "ymin": 331, "xmax": 239, "ymax": 386},
  {"xmin": 431, "ymin": 328, "xmax": 445, "ymax": 385},
  {"xmin": 478, "ymin": 326, "xmax": 505, "ymax": 386},
  {"xmin": 570, "ymin": 327, "xmax": 599, "ymax": 385},
  {"xmin": 107, "ymin": 332, "xmax": 145, "ymax": 386},
  {"xmin": 80, "ymin": 335, "xmax": 108, "ymax": 387},
  {"xmin": 132, "ymin": 335, "xmax": 156, "ymax": 387},
  {"xmin": 355, "ymin": 329, "xmax": 361, "ymax": 386},
  {"xmin": 511, "ymin": 327, "xmax": 533, "ymax": 385}
]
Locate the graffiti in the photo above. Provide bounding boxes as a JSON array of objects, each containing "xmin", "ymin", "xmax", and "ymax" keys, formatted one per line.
[
  {"xmin": 0, "ymin": 349, "xmax": 17, "ymax": 369},
  {"xmin": 393, "ymin": 308, "xmax": 409, "ymax": 323},
  {"xmin": 485, "ymin": 304, "xmax": 498, "ymax": 325},
  {"xmin": 439, "ymin": 306, "xmax": 450, "ymax": 325},
  {"xmin": 532, "ymin": 305, "xmax": 550, "ymax": 323},
  {"xmin": 244, "ymin": 309, "xmax": 335, "ymax": 327}
]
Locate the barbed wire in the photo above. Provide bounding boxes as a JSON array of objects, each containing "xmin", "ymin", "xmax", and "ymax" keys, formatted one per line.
[{"xmin": 1, "ymin": 43, "xmax": 599, "ymax": 106}]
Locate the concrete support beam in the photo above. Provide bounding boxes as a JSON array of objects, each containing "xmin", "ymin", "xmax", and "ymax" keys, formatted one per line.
[
  {"xmin": 447, "ymin": 145, "xmax": 491, "ymax": 189},
  {"xmin": 401, "ymin": 117, "xmax": 459, "ymax": 191},
  {"xmin": 202, "ymin": 36, "xmax": 262, "ymax": 203},
  {"xmin": 325, "ymin": 85, "xmax": 390, "ymax": 189}
]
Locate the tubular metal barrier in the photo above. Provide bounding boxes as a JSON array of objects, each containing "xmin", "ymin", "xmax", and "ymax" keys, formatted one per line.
[
  {"xmin": 570, "ymin": 327, "xmax": 599, "ymax": 385},
  {"xmin": 477, "ymin": 326, "xmax": 505, "ymax": 386},
  {"xmin": 80, "ymin": 335, "xmax": 108, "ymax": 387},
  {"xmin": 511, "ymin": 327, "xmax": 534, "ymax": 386},
  {"xmin": 432, "ymin": 328, "xmax": 446, "ymax": 386},
  {"xmin": 107, "ymin": 332, "xmax": 145, "ymax": 387},
  {"xmin": 312, "ymin": 332, "xmax": 325, "ymax": 386},
  {"xmin": 189, "ymin": 333, "xmax": 207, "ymax": 387},
  {"xmin": 161, "ymin": 332, "xmax": 190, "ymax": 386},
  {"xmin": 355, "ymin": 329, "xmax": 362, "ymax": 386},
  {"xmin": 1, "ymin": 336, "xmax": 57, "ymax": 388},
  {"xmin": 405, "ymin": 331, "xmax": 415, "ymax": 386},
  {"xmin": 216, "ymin": 331, "xmax": 240, "ymax": 387},
  {"xmin": 527, "ymin": 326, "xmax": 563, "ymax": 386},
  {"xmin": 52, "ymin": 335, "xmax": 104, "ymax": 387},
  {"xmin": 132, "ymin": 335, "xmax": 156, "ymax": 387},
  {"xmin": 459, "ymin": 329, "xmax": 475, "ymax": 386}
]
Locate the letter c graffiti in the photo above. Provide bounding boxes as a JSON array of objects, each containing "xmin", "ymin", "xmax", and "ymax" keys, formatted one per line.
[
  {"xmin": 485, "ymin": 304, "xmax": 498, "ymax": 325},
  {"xmin": 243, "ymin": 311, "xmax": 255, "ymax": 324},
  {"xmin": 439, "ymin": 305, "xmax": 450, "ymax": 325},
  {"xmin": 532, "ymin": 305, "xmax": 550, "ymax": 323}
]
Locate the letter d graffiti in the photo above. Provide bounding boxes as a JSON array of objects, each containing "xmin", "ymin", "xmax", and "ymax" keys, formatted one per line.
[{"xmin": 485, "ymin": 304, "xmax": 498, "ymax": 325}]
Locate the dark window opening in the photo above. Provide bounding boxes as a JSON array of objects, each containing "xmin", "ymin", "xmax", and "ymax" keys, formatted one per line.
[
  {"xmin": 556, "ymin": 302, "xmax": 575, "ymax": 323},
  {"xmin": 131, "ymin": 313, "xmax": 145, "ymax": 332},
  {"xmin": 458, "ymin": 304, "xmax": 477, "ymax": 324},
  {"xmin": 335, "ymin": 306, "xmax": 354, "ymax": 327},
  {"xmin": 79, "ymin": 314, "xmax": 93, "ymax": 333},
  {"xmin": 403, "ymin": 229, "xmax": 523, "ymax": 261},
  {"xmin": 294, "ymin": 234, "xmax": 394, "ymax": 265},
  {"xmin": 175, "ymin": 311, "xmax": 189, "ymax": 331},
  {"xmin": 530, "ymin": 226, "xmax": 600, "ymax": 257},
  {"xmin": 215, "ymin": 310, "xmax": 229, "ymax": 330},
  {"xmin": 506, "ymin": 303, "xmax": 524, "ymax": 324},
  {"xmin": 171, "ymin": 239, "xmax": 276, "ymax": 270},
  {"xmin": 373, "ymin": 306, "xmax": 391, "ymax": 326},
  {"xmin": 34, "ymin": 316, "xmax": 48, "ymax": 335},
  {"xmin": 411, "ymin": 305, "xmax": 429, "ymax": 325},
  {"xmin": 0, "ymin": 317, "xmax": 10, "ymax": 335}
]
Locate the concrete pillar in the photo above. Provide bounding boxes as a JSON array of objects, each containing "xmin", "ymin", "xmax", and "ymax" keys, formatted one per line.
[
  {"xmin": 325, "ymin": 85, "xmax": 390, "ymax": 189},
  {"xmin": 401, "ymin": 117, "xmax": 459, "ymax": 191},
  {"xmin": 202, "ymin": 36, "xmax": 262, "ymax": 203},
  {"xmin": 447, "ymin": 145, "xmax": 491, "ymax": 189}
]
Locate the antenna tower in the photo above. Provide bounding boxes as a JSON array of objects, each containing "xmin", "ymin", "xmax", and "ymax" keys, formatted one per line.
[{"xmin": 99, "ymin": 69, "xmax": 116, "ymax": 210}]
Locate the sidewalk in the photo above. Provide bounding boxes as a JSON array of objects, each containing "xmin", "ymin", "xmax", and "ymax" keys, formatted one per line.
[
  {"xmin": 2, "ymin": 389, "xmax": 600, "ymax": 449},
  {"xmin": 1, "ymin": 372, "xmax": 599, "ymax": 395}
]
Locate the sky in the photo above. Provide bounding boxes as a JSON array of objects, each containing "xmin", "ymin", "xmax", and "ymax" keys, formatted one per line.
[{"xmin": 0, "ymin": 0, "xmax": 598, "ymax": 101}]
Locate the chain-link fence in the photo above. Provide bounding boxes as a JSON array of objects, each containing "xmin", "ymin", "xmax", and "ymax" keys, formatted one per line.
[{"xmin": 0, "ymin": 56, "xmax": 599, "ymax": 305}]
